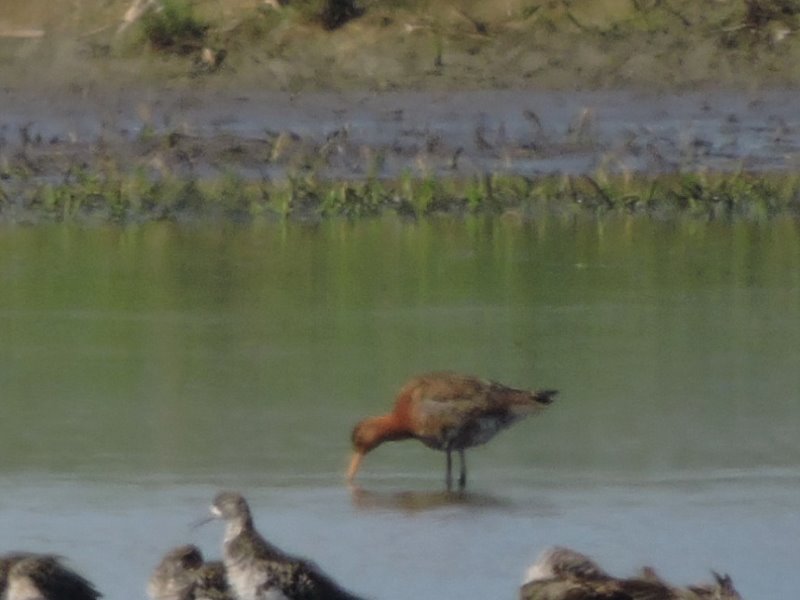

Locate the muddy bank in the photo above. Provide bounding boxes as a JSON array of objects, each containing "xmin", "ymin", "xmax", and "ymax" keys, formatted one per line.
[
  {"xmin": 2, "ymin": 86, "xmax": 799, "ymax": 185},
  {"xmin": 3, "ymin": 85, "xmax": 800, "ymax": 223},
  {"xmin": 4, "ymin": 0, "xmax": 800, "ymax": 92}
]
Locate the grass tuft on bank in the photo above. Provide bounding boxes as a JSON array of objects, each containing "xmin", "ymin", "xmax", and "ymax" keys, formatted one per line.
[
  {"xmin": 140, "ymin": 0, "xmax": 208, "ymax": 54},
  {"xmin": 2, "ymin": 168, "xmax": 799, "ymax": 225}
]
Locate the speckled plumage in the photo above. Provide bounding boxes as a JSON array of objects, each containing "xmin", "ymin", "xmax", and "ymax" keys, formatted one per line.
[
  {"xmin": 523, "ymin": 547, "xmax": 612, "ymax": 583},
  {"xmin": 520, "ymin": 577, "xmax": 674, "ymax": 600},
  {"xmin": 685, "ymin": 573, "xmax": 743, "ymax": 600},
  {"xmin": 210, "ymin": 491, "xmax": 367, "ymax": 600},
  {"xmin": 192, "ymin": 563, "xmax": 232, "ymax": 600},
  {"xmin": 0, "ymin": 553, "xmax": 101, "ymax": 600},
  {"xmin": 348, "ymin": 371, "xmax": 557, "ymax": 488},
  {"xmin": 148, "ymin": 545, "xmax": 233, "ymax": 600},
  {"xmin": 520, "ymin": 547, "xmax": 744, "ymax": 600}
]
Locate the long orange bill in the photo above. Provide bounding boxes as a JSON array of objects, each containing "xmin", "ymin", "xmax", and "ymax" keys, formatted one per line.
[{"xmin": 346, "ymin": 452, "xmax": 364, "ymax": 482}]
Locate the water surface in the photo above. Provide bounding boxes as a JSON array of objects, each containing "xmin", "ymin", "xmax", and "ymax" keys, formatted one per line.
[{"xmin": 1, "ymin": 217, "xmax": 799, "ymax": 599}]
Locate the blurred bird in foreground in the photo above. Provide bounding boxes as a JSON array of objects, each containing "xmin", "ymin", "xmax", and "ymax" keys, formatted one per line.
[
  {"xmin": 0, "ymin": 552, "xmax": 101, "ymax": 600},
  {"xmin": 520, "ymin": 546, "xmax": 743, "ymax": 600},
  {"xmin": 209, "ymin": 491, "xmax": 368, "ymax": 600},
  {"xmin": 148, "ymin": 544, "xmax": 233, "ymax": 600}
]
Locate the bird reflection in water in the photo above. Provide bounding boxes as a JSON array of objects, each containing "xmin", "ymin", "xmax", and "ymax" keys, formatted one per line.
[{"xmin": 348, "ymin": 483, "xmax": 516, "ymax": 514}]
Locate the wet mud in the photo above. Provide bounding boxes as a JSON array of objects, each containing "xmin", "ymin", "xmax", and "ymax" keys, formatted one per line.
[{"xmin": 2, "ymin": 86, "xmax": 799, "ymax": 186}]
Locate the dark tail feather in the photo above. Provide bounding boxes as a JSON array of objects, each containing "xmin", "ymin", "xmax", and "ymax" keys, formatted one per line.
[
  {"xmin": 533, "ymin": 390, "xmax": 558, "ymax": 405},
  {"xmin": 712, "ymin": 571, "xmax": 740, "ymax": 598}
]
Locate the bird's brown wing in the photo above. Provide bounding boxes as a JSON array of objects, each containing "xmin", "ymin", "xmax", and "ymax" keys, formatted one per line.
[{"xmin": 520, "ymin": 578, "xmax": 633, "ymax": 600}]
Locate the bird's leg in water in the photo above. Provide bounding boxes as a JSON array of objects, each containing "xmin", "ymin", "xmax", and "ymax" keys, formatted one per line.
[
  {"xmin": 445, "ymin": 449, "xmax": 453, "ymax": 490},
  {"xmin": 458, "ymin": 449, "xmax": 467, "ymax": 490}
]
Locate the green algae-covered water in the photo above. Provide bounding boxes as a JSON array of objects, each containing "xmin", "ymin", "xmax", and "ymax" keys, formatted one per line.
[{"xmin": 1, "ymin": 216, "xmax": 799, "ymax": 599}]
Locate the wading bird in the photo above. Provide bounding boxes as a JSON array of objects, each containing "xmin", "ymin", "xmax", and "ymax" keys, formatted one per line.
[
  {"xmin": 208, "ymin": 491, "xmax": 367, "ymax": 600},
  {"xmin": 348, "ymin": 372, "xmax": 557, "ymax": 489},
  {"xmin": 520, "ymin": 546, "xmax": 744, "ymax": 600}
]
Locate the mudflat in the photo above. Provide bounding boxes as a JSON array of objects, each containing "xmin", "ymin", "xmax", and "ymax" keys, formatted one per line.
[{"xmin": 2, "ymin": 86, "xmax": 798, "ymax": 183}]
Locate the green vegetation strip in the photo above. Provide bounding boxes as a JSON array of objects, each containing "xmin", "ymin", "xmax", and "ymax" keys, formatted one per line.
[{"xmin": 2, "ymin": 170, "xmax": 800, "ymax": 223}]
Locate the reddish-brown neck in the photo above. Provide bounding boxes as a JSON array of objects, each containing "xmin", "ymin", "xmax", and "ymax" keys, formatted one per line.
[
  {"xmin": 364, "ymin": 412, "xmax": 414, "ymax": 449},
  {"xmin": 375, "ymin": 412, "xmax": 412, "ymax": 442}
]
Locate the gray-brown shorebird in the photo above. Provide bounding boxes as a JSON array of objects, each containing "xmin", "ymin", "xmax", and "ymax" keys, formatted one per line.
[
  {"xmin": 520, "ymin": 546, "xmax": 744, "ymax": 600},
  {"xmin": 210, "ymin": 491, "xmax": 367, "ymax": 600},
  {"xmin": 0, "ymin": 552, "xmax": 101, "ymax": 600},
  {"xmin": 148, "ymin": 544, "xmax": 233, "ymax": 600},
  {"xmin": 348, "ymin": 371, "xmax": 557, "ymax": 489}
]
